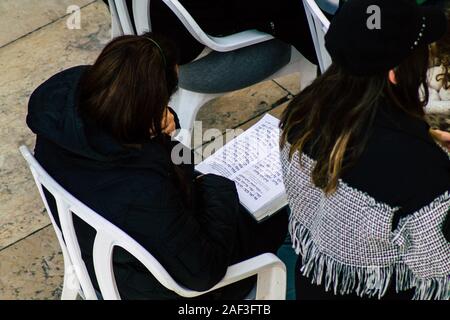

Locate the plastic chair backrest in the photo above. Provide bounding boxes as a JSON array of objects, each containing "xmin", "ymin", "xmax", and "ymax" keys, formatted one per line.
[
  {"xmin": 303, "ymin": 0, "xmax": 332, "ymax": 73},
  {"xmin": 110, "ymin": 0, "xmax": 135, "ymax": 35},
  {"xmin": 112, "ymin": 0, "xmax": 273, "ymax": 52},
  {"xmin": 19, "ymin": 146, "xmax": 208, "ymax": 300}
]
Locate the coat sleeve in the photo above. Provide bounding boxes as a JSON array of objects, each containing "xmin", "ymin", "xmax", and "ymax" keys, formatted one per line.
[{"xmin": 123, "ymin": 174, "xmax": 242, "ymax": 292}]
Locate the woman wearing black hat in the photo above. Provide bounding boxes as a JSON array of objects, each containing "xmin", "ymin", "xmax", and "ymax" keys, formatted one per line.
[{"xmin": 280, "ymin": 0, "xmax": 449, "ymax": 300}]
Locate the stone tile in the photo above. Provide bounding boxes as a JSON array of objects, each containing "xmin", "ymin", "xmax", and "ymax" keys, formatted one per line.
[
  {"xmin": 274, "ymin": 55, "xmax": 318, "ymax": 96},
  {"xmin": 0, "ymin": 0, "xmax": 97, "ymax": 48},
  {"xmin": 239, "ymin": 101, "xmax": 289, "ymax": 132},
  {"xmin": 0, "ymin": 1, "xmax": 110, "ymax": 249},
  {"xmin": 194, "ymin": 80, "xmax": 289, "ymax": 148},
  {"xmin": 0, "ymin": 226, "xmax": 64, "ymax": 300},
  {"xmin": 273, "ymin": 73, "xmax": 301, "ymax": 96}
]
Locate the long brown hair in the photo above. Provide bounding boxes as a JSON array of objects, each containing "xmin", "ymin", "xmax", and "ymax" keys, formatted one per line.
[
  {"xmin": 280, "ymin": 45, "xmax": 430, "ymax": 195},
  {"xmin": 78, "ymin": 32, "xmax": 179, "ymax": 144}
]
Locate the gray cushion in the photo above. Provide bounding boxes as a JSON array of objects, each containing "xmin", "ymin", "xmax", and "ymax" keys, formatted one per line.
[{"xmin": 178, "ymin": 39, "xmax": 291, "ymax": 94}]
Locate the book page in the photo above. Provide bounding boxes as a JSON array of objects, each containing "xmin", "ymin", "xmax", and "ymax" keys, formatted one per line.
[
  {"xmin": 195, "ymin": 114, "xmax": 279, "ymax": 179},
  {"xmin": 196, "ymin": 114, "xmax": 286, "ymax": 218},
  {"xmin": 232, "ymin": 147, "xmax": 285, "ymax": 215}
]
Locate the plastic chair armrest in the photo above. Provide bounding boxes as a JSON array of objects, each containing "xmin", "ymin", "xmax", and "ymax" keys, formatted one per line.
[
  {"xmin": 207, "ymin": 253, "xmax": 287, "ymax": 300},
  {"xmin": 208, "ymin": 30, "xmax": 275, "ymax": 52},
  {"xmin": 162, "ymin": 0, "xmax": 273, "ymax": 52}
]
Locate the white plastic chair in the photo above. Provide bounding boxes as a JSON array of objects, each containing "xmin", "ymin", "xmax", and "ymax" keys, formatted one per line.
[
  {"xmin": 303, "ymin": 0, "xmax": 332, "ymax": 74},
  {"xmin": 108, "ymin": 0, "xmax": 317, "ymax": 146},
  {"xmin": 20, "ymin": 146, "xmax": 287, "ymax": 300}
]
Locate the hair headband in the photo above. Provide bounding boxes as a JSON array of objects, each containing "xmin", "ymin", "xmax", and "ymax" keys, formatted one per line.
[{"xmin": 146, "ymin": 37, "xmax": 166, "ymax": 66}]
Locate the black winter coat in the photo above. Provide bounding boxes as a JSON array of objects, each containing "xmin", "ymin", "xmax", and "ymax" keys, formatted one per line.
[{"xmin": 26, "ymin": 66, "xmax": 287, "ymax": 299}]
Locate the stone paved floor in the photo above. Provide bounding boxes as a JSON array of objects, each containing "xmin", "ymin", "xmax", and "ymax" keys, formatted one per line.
[{"xmin": 0, "ymin": 0, "xmax": 303, "ymax": 299}]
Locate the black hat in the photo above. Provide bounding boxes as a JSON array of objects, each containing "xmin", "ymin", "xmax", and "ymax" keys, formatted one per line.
[{"xmin": 325, "ymin": 0, "xmax": 447, "ymax": 76}]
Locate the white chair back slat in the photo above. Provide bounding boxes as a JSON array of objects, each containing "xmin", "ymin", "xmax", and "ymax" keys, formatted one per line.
[
  {"xmin": 114, "ymin": 0, "xmax": 135, "ymax": 35},
  {"xmin": 24, "ymin": 157, "xmax": 82, "ymax": 299},
  {"xmin": 108, "ymin": 0, "xmax": 124, "ymax": 38},
  {"xmin": 20, "ymin": 146, "xmax": 93, "ymax": 299},
  {"xmin": 28, "ymin": 165, "xmax": 81, "ymax": 292},
  {"xmin": 92, "ymin": 233, "xmax": 121, "ymax": 299},
  {"xmin": 303, "ymin": 0, "xmax": 332, "ymax": 73},
  {"xmin": 28, "ymin": 166, "xmax": 65, "ymax": 253},
  {"xmin": 55, "ymin": 196, "xmax": 98, "ymax": 300}
]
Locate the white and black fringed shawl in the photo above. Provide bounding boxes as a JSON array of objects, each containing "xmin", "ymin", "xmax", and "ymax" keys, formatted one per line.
[{"xmin": 281, "ymin": 143, "xmax": 450, "ymax": 300}]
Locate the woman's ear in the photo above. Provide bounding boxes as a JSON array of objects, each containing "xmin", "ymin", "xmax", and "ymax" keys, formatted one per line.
[{"xmin": 388, "ymin": 69, "xmax": 397, "ymax": 84}]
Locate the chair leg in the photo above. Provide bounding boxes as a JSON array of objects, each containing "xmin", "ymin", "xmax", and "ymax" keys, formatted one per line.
[
  {"xmin": 60, "ymin": 272, "xmax": 79, "ymax": 300},
  {"xmin": 60, "ymin": 263, "xmax": 80, "ymax": 300},
  {"xmin": 109, "ymin": 0, "xmax": 123, "ymax": 38},
  {"xmin": 111, "ymin": 19, "xmax": 122, "ymax": 38},
  {"xmin": 255, "ymin": 265, "xmax": 287, "ymax": 300}
]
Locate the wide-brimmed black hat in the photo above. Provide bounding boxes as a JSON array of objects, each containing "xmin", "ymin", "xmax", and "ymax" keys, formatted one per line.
[{"xmin": 325, "ymin": 0, "xmax": 447, "ymax": 76}]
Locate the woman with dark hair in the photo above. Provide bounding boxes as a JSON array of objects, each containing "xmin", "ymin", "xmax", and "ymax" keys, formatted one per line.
[
  {"xmin": 280, "ymin": 0, "xmax": 450, "ymax": 300},
  {"xmin": 26, "ymin": 32, "xmax": 288, "ymax": 299}
]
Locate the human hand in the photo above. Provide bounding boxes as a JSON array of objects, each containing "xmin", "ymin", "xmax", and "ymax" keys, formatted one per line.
[{"xmin": 430, "ymin": 129, "xmax": 450, "ymax": 151}]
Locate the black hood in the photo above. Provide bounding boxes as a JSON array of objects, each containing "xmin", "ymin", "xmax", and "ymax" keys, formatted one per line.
[{"xmin": 26, "ymin": 66, "xmax": 164, "ymax": 166}]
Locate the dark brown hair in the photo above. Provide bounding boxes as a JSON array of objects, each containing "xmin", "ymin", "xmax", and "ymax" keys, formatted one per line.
[
  {"xmin": 280, "ymin": 45, "xmax": 430, "ymax": 195},
  {"xmin": 78, "ymin": 32, "xmax": 179, "ymax": 144},
  {"xmin": 77, "ymin": 33, "xmax": 195, "ymax": 205}
]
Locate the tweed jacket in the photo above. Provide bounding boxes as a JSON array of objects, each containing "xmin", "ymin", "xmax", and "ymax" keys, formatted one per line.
[{"xmin": 281, "ymin": 105, "xmax": 450, "ymax": 300}]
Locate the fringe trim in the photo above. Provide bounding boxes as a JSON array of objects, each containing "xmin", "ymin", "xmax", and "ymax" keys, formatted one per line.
[
  {"xmin": 393, "ymin": 191, "xmax": 450, "ymax": 244},
  {"xmin": 290, "ymin": 220, "xmax": 450, "ymax": 300},
  {"xmin": 394, "ymin": 263, "xmax": 450, "ymax": 300},
  {"xmin": 401, "ymin": 267, "xmax": 450, "ymax": 300}
]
